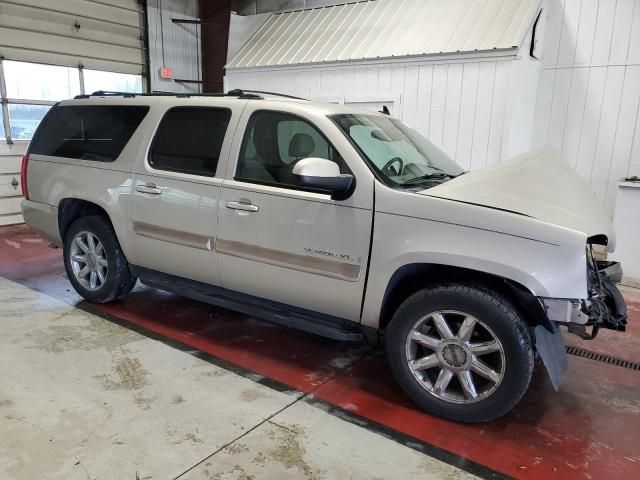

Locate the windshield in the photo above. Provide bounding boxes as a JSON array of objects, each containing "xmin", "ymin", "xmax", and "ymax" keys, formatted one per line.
[{"xmin": 331, "ymin": 114, "xmax": 464, "ymax": 188}]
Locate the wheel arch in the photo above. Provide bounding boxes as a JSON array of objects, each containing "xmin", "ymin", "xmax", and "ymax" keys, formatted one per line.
[
  {"xmin": 58, "ymin": 198, "xmax": 112, "ymax": 240},
  {"xmin": 379, "ymin": 263, "xmax": 552, "ymax": 333}
]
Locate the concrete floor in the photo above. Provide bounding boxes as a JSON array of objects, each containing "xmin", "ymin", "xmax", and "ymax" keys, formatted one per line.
[
  {"xmin": 0, "ymin": 276, "xmax": 473, "ymax": 480},
  {"xmin": 1, "ymin": 224, "xmax": 639, "ymax": 479}
]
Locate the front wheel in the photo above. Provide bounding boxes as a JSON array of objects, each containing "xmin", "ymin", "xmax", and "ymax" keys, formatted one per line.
[
  {"xmin": 386, "ymin": 284, "xmax": 534, "ymax": 423},
  {"xmin": 63, "ymin": 215, "xmax": 137, "ymax": 303}
]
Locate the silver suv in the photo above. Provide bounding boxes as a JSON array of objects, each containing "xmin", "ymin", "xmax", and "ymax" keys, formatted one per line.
[{"xmin": 21, "ymin": 90, "xmax": 628, "ymax": 422}]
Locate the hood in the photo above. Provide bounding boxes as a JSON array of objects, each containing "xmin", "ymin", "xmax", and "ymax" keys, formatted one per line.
[{"xmin": 422, "ymin": 147, "xmax": 615, "ymax": 249}]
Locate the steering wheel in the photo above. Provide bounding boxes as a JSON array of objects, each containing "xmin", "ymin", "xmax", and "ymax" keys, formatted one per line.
[{"xmin": 382, "ymin": 157, "xmax": 404, "ymax": 176}]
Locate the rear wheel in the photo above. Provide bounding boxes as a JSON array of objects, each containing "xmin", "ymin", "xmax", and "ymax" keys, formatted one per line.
[
  {"xmin": 63, "ymin": 216, "xmax": 136, "ymax": 303},
  {"xmin": 386, "ymin": 283, "xmax": 534, "ymax": 422}
]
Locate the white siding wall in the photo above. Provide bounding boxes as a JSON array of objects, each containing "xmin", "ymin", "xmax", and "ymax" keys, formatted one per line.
[
  {"xmin": 0, "ymin": 142, "xmax": 26, "ymax": 226},
  {"xmin": 534, "ymin": 0, "xmax": 640, "ymax": 216},
  {"xmin": 227, "ymin": 56, "xmax": 527, "ymax": 171}
]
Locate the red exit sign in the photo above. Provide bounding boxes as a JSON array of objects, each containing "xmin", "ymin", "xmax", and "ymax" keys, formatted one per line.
[{"xmin": 159, "ymin": 66, "xmax": 173, "ymax": 79}]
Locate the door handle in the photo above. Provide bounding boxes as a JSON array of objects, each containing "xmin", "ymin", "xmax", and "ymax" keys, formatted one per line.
[
  {"xmin": 135, "ymin": 183, "xmax": 163, "ymax": 195},
  {"xmin": 226, "ymin": 201, "xmax": 259, "ymax": 212}
]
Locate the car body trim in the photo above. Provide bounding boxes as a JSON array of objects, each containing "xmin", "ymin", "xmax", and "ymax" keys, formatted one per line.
[
  {"xmin": 132, "ymin": 221, "xmax": 213, "ymax": 251},
  {"xmin": 216, "ymin": 238, "xmax": 361, "ymax": 282}
]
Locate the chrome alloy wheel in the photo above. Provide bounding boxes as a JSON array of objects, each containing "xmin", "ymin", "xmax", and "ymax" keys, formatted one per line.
[
  {"xmin": 405, "ymin": 310, "xmax": 506, "ymax": 404},
  {"xmin": 69, "ymin": 231, "xmax": 108, "ymax": 291}
]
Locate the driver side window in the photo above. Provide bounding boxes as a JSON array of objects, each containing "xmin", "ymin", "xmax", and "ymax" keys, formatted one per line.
[{"xmin": 236, "ymin": 110, "xmax": 348, "ymax": 189}]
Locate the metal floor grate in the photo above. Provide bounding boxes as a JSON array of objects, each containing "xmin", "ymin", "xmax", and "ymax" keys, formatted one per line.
[{"xmin": 566, "ymin": 346, "xmax": 640, "ymax": 371}]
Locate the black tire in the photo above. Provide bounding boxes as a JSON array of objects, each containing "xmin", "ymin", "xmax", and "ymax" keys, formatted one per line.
[
  {"xmin": 63, "ymin": 215, "xmax": 137, "ymax": 303},
  {"xmin": 386, "ymin": 283, "xmax": 534, "ymax": 423}
]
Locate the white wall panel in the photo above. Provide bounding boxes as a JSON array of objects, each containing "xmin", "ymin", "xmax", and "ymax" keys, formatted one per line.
[
  {"xmin": 470, "ymin": 62, "xmax": 497, "ymax": 171},
  {"xmin": 590, "ymin": 67, "xmax": 625, "ymax": 200},
  {"xmin": 574, "ymin": 67, "xmax": 606, "ymax": 180},
  {"xmin": 546, "ymin": 68, "xmax": 572, "ymax": 149},
  {"xmin": 609, "ymin": 0, "xmax": 636, "ymax": 64},
  {"xmin": 486, "ymin": 61, "xmax": 510, "ymax": 167},
  {"xmin": 605, "ymin": 66, "xmax": 640, "ymax": 213},
  {"xmin": 442, "ymin": 63, "xmax": 464, "ymax": 159},
  {"xmin": 534, "ymin": 0, "xmax": 640, "ymax": 216},
  {"xmin": 226, "ymin": 57, "xmax": 517, "ymax": 170},
  {"xmin": 561, "ymin": 67, "xmax": 589, "ymax": 167},
  {"xmin": 427, "ymin": 64, "xmax": 448, "ymax": 148},
  {"xmin": 573, "ymin": 0, "xmax": 598, "ymax": 65},
  {"xmin": 414, "ymin": 65, "xmax": 433, "ymax": 136},
  {"xmin": 0, "ymin": 142, "xmax": 26, "ymax": 223},
  {"xmin": 456, "ymin": 62, "xmax": 480, "ymax": 171}
]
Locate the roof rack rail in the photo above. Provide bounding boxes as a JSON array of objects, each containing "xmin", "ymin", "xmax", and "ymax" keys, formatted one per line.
[
  {"xmin": 227, "ymin": 89, "xmax": 307, "ymax": 100},
  {"xmin": 73, "ymin": 89, "xmax": 306, "ymax": 101},
  {"xmin": 74, "ymin": 90, "xmax": 259, "ymax": 99}
]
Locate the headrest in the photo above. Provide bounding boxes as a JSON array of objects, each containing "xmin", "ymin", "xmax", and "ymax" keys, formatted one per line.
[{"xmin": 288, "ymin": 133, "xmax": 315, "ymax": 158}]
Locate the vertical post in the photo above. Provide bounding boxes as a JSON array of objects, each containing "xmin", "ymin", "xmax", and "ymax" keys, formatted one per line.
[
  {"xmin": 79, "ymin": 64, "xmax": 86, "ymax": 95},
  {"xmin": 0, "ymin": 58, "xmax": 13, "ymax": 144},
  {"xmin": 140, "ymin": 0, "xmax": 152, "ymax": 93}
]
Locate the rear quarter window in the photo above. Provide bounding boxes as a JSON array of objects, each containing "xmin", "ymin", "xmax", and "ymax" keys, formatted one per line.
[{"xmin": 29, "ymin": 105, "xmax": 149, "ymax": 162}]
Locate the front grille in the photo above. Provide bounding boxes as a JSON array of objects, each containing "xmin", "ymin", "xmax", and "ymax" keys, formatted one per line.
[{"xmin": 566, "ymin": 346, "xmax": 640, "ymax": 371}]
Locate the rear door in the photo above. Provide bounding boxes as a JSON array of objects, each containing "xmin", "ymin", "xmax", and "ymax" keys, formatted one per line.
[{"xmin": 130, "ymin": 101, "xmax": 244, "ymax": 285}]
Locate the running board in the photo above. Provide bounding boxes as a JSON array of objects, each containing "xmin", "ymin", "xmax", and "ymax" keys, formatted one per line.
[{"xmin": 131, "ymin": 266, "xmax": 366, "ymax": 342}]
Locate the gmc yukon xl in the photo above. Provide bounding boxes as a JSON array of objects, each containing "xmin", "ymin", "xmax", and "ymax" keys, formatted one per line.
[{"xmin": 21, "ymin": 90, "xmax": 628, "ymax": 422}]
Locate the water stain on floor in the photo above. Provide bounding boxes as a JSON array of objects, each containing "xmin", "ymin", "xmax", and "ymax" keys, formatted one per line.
[
  {"xmin": 95, "ymin": 357, "xmax": 150, "ymax": 391},
  {"xmin": 22, "ymin": 317, "xmax": 144, "ymax": 354},
  {"xmin": 226, "ymin": 442, "xmax": 249, "ymax": 455},
  {"xmin": 239, "ymin": 389, "xmax": 267, "ymax": 402},
  {"xmin": 201, "ymin": 463, "xmax": 256, "ymax": 480},
  {"xmin": 266, "ymin": 423, "xmax": 322, "ymax": 480}
]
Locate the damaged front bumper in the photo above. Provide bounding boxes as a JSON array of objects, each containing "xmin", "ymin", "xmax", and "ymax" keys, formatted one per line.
[
  {"xmin": 541, "ymin": 261, "xmax": 628, "ymax": 339},
  {"xmin": 535, "ymin": 260, "xmax": 628, "ymax": 390}
]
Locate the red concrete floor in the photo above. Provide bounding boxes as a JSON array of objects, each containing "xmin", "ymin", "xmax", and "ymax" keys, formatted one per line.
[{"xmin": 1, "ymin": 224, "xmax": 639, "ymax": 480}]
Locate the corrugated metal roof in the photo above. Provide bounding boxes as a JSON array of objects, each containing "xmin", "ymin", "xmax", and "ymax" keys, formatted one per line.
[{"xmin": 227, "ymin": 0, "xmax": 542, "ymax": 69}]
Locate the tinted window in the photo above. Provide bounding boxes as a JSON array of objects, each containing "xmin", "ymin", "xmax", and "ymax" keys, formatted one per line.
[
  {"xmin": 236, "ymin": 110, "xmax": 348, "ymax": 188},
  {"xmin": 29, "ymin": 105, "xmax": 149, "ymax": 162},
  {"xmin": 149, "ymin": 107, "xmax": 231, "ymax": 177}
]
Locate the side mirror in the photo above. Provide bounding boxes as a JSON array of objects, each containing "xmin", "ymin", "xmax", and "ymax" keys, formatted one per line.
[{"xmin": 292, "ymin": 158, "xmax": 354, "ymax": 200}]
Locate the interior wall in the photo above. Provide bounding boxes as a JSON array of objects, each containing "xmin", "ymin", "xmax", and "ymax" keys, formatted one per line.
[
  {"xmin": 147, "ymin": 0, "xmax": 201, "ymax": 93},
  {"xmin": 227, "ymin": 56, "xmax": 519, "ymax": 171},
  {"xmin": 533, "ymin": 0, "xmax": 640, "ymax": 216},
  {"xmin": 0, "ymin": 143, "xmax": 25, "ymax": 226}
]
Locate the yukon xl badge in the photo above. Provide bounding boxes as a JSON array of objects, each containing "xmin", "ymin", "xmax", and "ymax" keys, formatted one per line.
[{"xmin": 304, "ymin": 247, "xmax": 361, "ymax": 263}]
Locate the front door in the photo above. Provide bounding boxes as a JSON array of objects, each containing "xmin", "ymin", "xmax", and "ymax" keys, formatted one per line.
[
  {"xmin": 130, "ymin": 104, "xmax": 240, "ymax": 285},
  {"xmin": 217, "ymin": 108, "xmax": 373, "ymax": 321}
]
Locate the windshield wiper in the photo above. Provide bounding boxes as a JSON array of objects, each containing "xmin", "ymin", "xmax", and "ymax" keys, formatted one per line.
[{"xmin": 401, "ymin": 172, "xmax": 455, "ymax": 186}]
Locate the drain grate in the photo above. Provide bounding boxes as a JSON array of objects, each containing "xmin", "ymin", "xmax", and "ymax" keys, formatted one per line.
[{"xmin": 566, "ymin": 346, "xmax": 640, "ymax": 371}]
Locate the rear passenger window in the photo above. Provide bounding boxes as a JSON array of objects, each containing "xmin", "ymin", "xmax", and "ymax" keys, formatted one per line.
[
  {"xmin": 149, "ymin": 107, "xmax": 231, "ymax": 177},
  {"xmin": 29, "ymin": 105, "xmax": 149, "ymax": 162}
]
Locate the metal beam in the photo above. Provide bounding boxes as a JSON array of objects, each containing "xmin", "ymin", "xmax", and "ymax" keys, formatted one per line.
[{"xmin": 171, "ymin": 18, "xmax": 227, "ymax": 26}]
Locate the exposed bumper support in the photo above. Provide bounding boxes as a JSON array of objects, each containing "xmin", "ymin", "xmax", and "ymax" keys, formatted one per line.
[
  {"xmin": 540, "ymin": 261, "xmax": 628, "ymax": 340},
  {"xmin": 541, "ymin": 298, "xmax": 588, "ymax": 324}
]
